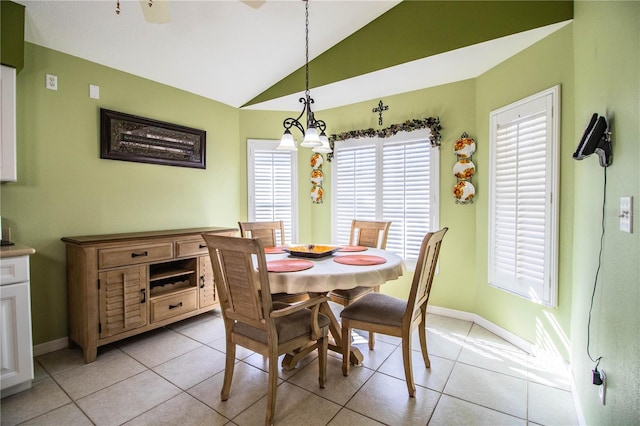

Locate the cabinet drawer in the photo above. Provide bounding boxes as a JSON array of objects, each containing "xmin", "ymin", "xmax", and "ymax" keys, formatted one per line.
[
  {"xmin": 0, "ymin": 256, "xmax": 29, "ymax": 285},
  {"xmin": 150, "ymin": 289, "xmax": 197, "ymax": 323},
  {"xmin": 98, "ymin": 243, "xmax": 173, "ymax": 269},
  {"xmin": 175, "ymin": 238, "xmax": 208, "ymax": 257}
]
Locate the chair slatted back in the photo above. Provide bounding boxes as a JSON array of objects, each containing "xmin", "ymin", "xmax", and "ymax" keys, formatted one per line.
[
  {"xmin": 238, "ymin": 221, "xmax": 285, "ymax": 247},
  {"xmin": 202, "ymin": 234, "xmax": 272, "ymax": 330},
  {"xmin": 350, "ymin": 220, "xmax": 391, "ymax": 249},
  {"xmin": 404, "ymin": 228, "xmax": 448, "ymax": 324}
]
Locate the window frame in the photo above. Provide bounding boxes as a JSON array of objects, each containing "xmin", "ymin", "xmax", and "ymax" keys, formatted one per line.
[
  {"xmin": 246, "ymin": 139, "xmax": 298, "ymax": 244},
  {"xmin": 331, "ymin": 129, "xmax": 439, "ymax": 269},
  {"xmin": 488, "ymin": 85, "xmax": 560, "ymax": 307}
]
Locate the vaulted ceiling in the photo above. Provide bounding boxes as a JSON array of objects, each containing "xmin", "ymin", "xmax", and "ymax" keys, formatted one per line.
[{"xmin": 16, "ymin": 0, "xmax": 573, "ymax": 111}]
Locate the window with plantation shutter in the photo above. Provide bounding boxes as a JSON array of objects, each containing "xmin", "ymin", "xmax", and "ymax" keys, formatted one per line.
[
  {"xmin": 247, "ymin": 139, "xmax": 298, "ymax": 244},
  {"xmin": 332, "ymin": 130, "xmax": 439, "ymax": 269},
  {"xmin": 488, "ymin": 86, "xmax": 559, "ymax": 306}
]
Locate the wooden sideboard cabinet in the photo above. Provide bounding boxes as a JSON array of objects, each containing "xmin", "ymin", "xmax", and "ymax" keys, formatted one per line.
[{"xmin": 62, "ymin": 227, "xmax": 237, "ymax": 363}]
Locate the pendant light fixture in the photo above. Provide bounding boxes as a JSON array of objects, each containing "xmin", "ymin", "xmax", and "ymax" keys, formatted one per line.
[{"xmin": 277, "ymin": 0, "xmax": 331, "ymax": 154}]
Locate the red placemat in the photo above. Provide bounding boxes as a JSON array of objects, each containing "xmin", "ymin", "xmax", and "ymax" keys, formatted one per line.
[
  {"xmin": 334, "ymin": 255, "xmax": 387, "ymax": 266},
  {"xmin": 339, "ymin": 245, "xmax": 368, "ymax": 252},
  {"xmin": 264, "ymin": 246, "xmax": 286, "ymax": 254},
  {"xmin": 267, "ymin": 259, "xmax": 314, "ymax": 272}
]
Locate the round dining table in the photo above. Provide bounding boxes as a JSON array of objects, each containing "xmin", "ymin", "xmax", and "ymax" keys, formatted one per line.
[{"xmin": 264, "ymin": 246, "xmax": 405, "ymax": 368}]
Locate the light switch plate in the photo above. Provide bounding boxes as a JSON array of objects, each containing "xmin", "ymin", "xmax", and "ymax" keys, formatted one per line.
[
  {"xmin": 620, "ymin": 196, "xmax": 633, "ymax": 233},
  {"xmin": 89, "ymin": 84, "xmax": 100, "ymax": 99}
]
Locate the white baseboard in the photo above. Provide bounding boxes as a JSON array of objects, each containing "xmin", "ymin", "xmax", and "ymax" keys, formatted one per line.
[
  {"xmin": 33, "ymin": 336, "xmax": 68, "ymax": 357},
  {"xmin": 427, "ymin": 305, "xmax": 533, "ymax": 353},
  {"xmin": 570, "ymin": 372, "xmax": 587, "ymax": 425}
]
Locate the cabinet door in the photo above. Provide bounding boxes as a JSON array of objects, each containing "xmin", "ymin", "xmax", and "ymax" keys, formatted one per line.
[
  {"xmin": 0, "ymin": 281, "xmax": 34, "ymax": 390},
  {"xmin": 99, "ymin": 265, "xmax": 148, "ymax": 338},
  {"xmin": 198, "ymin": 255, "xmax": 216, "ymax": 308}
]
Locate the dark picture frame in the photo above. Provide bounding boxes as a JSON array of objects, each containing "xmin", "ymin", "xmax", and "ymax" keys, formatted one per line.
[{"xmin": 100, "ymin": 109, "xmax": 206, "ymax": 169}]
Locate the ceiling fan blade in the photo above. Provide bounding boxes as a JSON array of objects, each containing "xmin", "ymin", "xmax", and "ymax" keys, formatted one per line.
[
  {"xmin": 140, "ymin": 0, "xmax": 171, "ymax": 24},
  {"xmin": 240, "ymin": 0, "xmax": 266, "ymax": 9}
]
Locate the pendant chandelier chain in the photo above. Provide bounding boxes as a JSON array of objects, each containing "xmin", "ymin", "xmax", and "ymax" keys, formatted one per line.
[
  {"xmin": 305, "ymin": 0, "xmax": 310, "ymax": 98},
  {"xmin": 277, "ymin": 0, "xmax": 330, "ymax": 153}
]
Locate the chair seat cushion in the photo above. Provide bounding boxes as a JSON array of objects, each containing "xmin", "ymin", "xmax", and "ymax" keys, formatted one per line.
[
  {"xmin": 340, "ymin": 292, "xmax": 406, "ymax": 327},
  {"xmin": 330, "ymin": 286, "xmax": 373, "ymax": 302},
  {"xmin": 235, "ymin": 310, "xmax": 330, "ymax": 345}
]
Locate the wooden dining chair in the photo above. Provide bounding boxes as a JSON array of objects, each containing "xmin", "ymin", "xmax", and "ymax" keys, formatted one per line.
[
  {"xmin": 329, "ymin": 220, "xmax": 391, "ymax": 349},
  {"xmin": 202, "ymin": 233, "xmax": 329, "ymax": 426},
  {"xmin": 238, "ymin": 220, "xmax": 286, "ymax": 248},
  {"xmin": 238, "ymin": 220, "xmax": 308, "ymax": 304},
  {"xmin": 340, "ymin": 228, "xmax": 448, "ymax": 397}
]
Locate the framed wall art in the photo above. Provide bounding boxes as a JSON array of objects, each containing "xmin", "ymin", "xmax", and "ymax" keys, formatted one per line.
[{"xmin": 100, "ymin": 109, "xmax": 206, "ymax": 169}]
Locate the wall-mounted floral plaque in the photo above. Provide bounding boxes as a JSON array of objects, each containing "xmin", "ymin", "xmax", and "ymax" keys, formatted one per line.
[
  {"xmin": 100, "ymin": 109, "xmax": 206, "ymax": 169},
  {"xmin": 453, "ymin": 132, "xmax": 476, "ymax": 204}
]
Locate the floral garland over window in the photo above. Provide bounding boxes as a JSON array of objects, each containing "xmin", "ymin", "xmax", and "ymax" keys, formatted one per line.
[{"xmin": 326, "ymin": 117, "xmax": 442, "ymax": 162}]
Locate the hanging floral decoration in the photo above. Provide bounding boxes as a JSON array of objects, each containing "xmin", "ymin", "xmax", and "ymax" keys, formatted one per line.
[
  {"xmin": 310, "ymin": 153, "xmax": 324, "ymax": 204},
  {"xmin": 326, "ymin": 117, "xmax": 442, "ymax": 162}
]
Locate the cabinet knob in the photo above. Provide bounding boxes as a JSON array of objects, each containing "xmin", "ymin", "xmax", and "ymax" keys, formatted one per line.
[
  {"xmin": 169, "ymin": 302, "xmax": 183, "ymax": 310},
  {"xmin": 131, "ymin": 251, "xmax": 148, "ymax": 258},
  {"xmin": 140, "ymin": 289, "xmax": 146, "ymax": 303}
]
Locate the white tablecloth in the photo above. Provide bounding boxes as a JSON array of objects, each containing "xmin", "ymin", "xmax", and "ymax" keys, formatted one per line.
[{"xmin": 265, "ymin": 247, "xmax": 405, "ymax": 294}]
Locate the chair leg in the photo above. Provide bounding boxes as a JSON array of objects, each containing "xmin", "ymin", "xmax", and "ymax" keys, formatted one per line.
[
  {"xmin": 342, "ymin": 319, "xmax": 351, "ymax": 376},
  {"xmin": 318, "ymin": 331, "xmax": 328, "ymax": 388},
  {"xmin": 418, "ymin": 307, "xmax": 431, "ymax": 368},
  {"xmin": 266, "ymin": 352, "xmax": 279, "ymax": 426},
  {"xmin": 368, "ymin": 286, "xmax": 380, "ymax": 350},
  {"xmin": 401, "ymin": 333, "xmax": 416, "ymax": 397},
  {"xmin": 221, "ymin": 337, "xmax": 236, "ymax": 401}
]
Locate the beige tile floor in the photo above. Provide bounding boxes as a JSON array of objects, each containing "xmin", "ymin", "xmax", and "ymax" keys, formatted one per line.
[{"xmin": 1, "ymin": 308, "xmax": 579, "ymax": 425}]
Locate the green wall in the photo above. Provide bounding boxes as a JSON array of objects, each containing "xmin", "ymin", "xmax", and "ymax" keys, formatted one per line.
[
  {"xmin": 570, "ymin": 1, "xmax": 639, "ymax": 423},
  {"xmin": 0, "ymin": 43, "xmax": 243, "ymax": 345}
]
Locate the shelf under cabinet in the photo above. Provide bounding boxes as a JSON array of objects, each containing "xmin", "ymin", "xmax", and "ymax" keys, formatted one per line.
[{"xmin": 149, "ymin": 268, "xmax": 195, "ymax": 282}]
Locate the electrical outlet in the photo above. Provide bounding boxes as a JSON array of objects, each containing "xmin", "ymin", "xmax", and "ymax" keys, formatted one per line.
[
  {"xmin": 620, "ymin": 196, "xmax": 633, "ymax": 233},
  {"xmin": 598, "ymin": 369, "xmax": 606, "ymax": 405},
  {"xmin": 45, "ymin": 73, "xmax": 58, "ymax": 90}
]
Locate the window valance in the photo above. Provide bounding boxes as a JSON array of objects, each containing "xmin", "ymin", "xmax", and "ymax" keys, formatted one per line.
[{"xmin": 327, "ymin": 117, "xmax": 442, "ymax": 162}]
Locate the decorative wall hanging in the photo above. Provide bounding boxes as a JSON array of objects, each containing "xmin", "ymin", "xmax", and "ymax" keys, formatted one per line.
[
  {"xmin": 453, "ymin": 132, "xmax": 476, "ymax": 204},
  {"xmin": 372, "ymin": 100, "xmax": 389, "ymax": 126},
  {"xmin": 327, "ymin": 116, "xmax": 441, "ymax": 162},
  {"xmin": 310, "ymin": 153, "xmax": 324, "ymax": 203},
  {"xmin": 100, "ymin": 109, "xmax": 206, "ymax": 169}
]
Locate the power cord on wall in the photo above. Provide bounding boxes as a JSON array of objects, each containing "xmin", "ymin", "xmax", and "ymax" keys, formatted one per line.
[{"xmin": 587, "ymin": 166, "xmax": 605, "ymax": 382}]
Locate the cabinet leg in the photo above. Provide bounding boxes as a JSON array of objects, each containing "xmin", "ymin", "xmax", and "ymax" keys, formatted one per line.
[{"xmin": 83, "ymin": 347, "xmax": 97, "ymax": 363}]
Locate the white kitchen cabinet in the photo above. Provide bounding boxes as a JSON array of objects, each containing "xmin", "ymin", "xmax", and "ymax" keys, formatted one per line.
[
  {"xmin": 1, "ymin": 249, "xmax": 34, "ymax": 398},
  {"xmin": 1, "ymin": 64, "xmax": 17, "ymax": 182}
]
